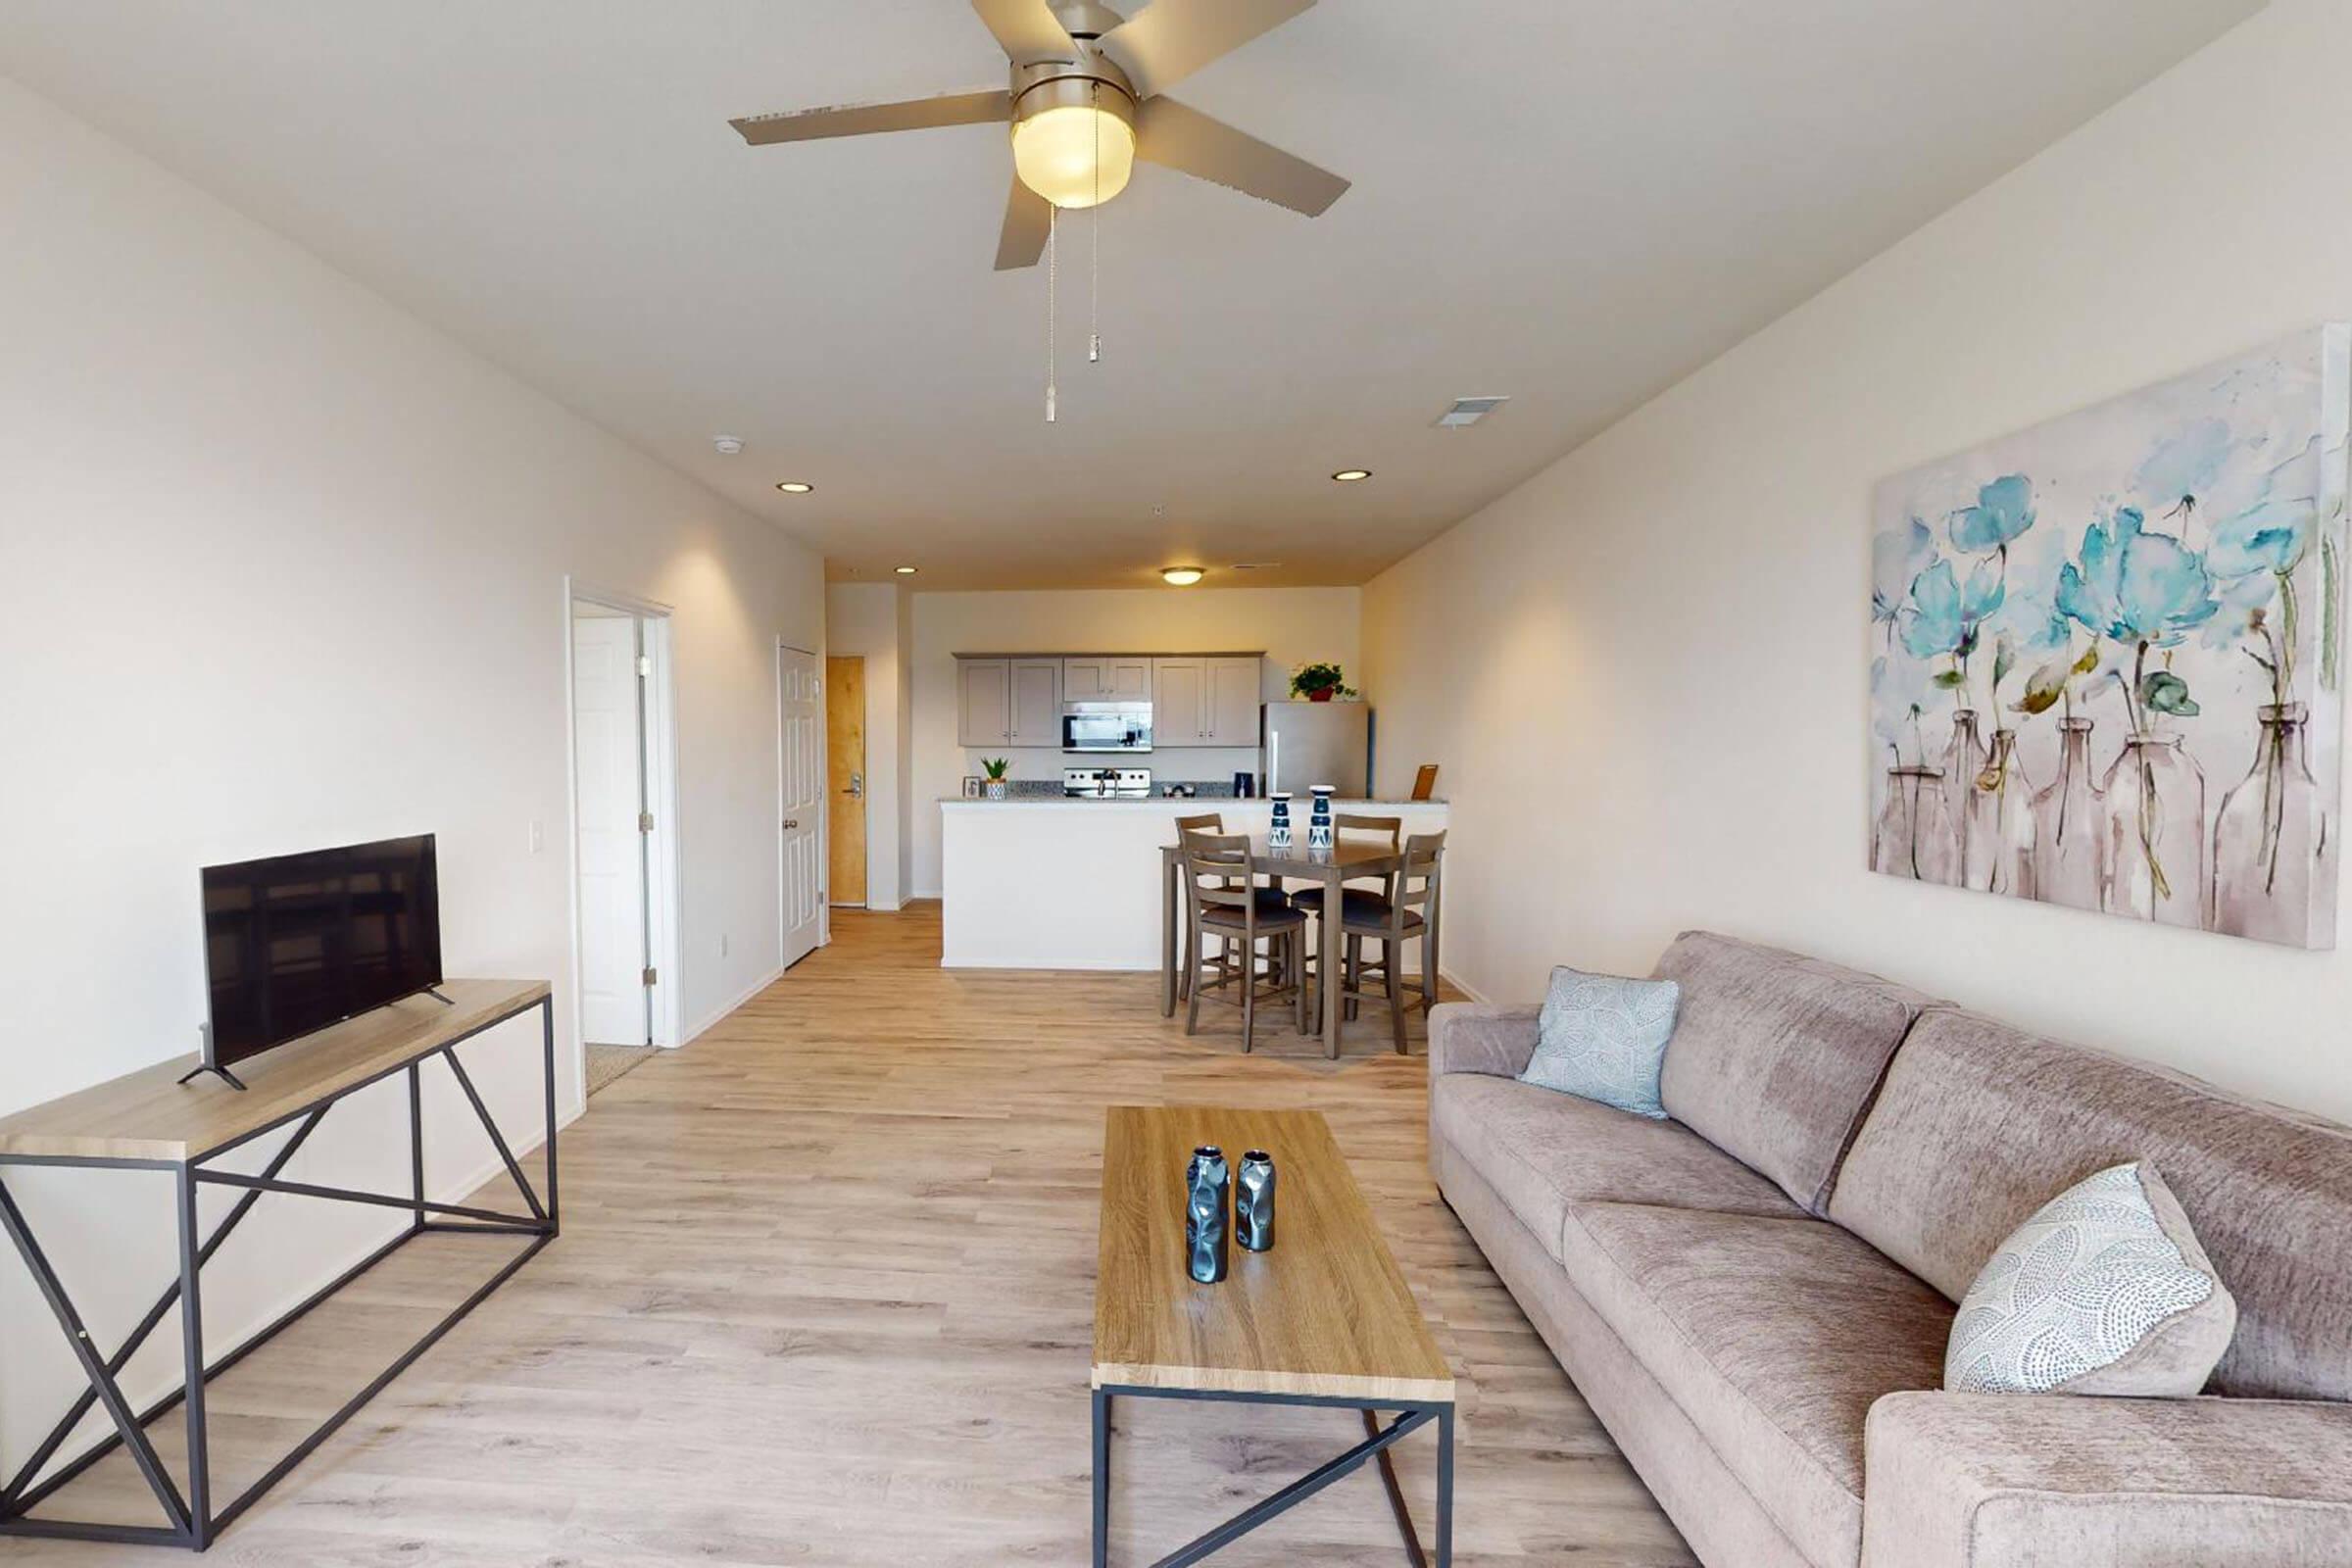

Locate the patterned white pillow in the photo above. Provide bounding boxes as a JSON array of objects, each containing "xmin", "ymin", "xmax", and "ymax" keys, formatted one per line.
[
  {"xmin": 1518, "ymin": 966, "xmax": 1681, "ymax": 1119},
  {"xmin": 1945, "ymin": 1161, "xmax": 2236, "ymax": 1396}
]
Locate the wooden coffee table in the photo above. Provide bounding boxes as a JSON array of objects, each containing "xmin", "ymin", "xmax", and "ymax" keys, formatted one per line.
[{"xmin": 1092, "ymin": 1105, "xmax": 1454, "ymax": 1567}]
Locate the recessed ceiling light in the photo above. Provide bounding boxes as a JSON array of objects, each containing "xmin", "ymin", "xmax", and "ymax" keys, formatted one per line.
[
  {"xmin": 894, "ymin": 565, "xmax": 918, "ymax": 575},
  {"xmin": 775, "ymin": 480, "xmax": 813, "ymax": 494},
  {"xmin": 1332, "ymin": 468, "xmax": 1371, "ymax": 483},
  {"xmin": 1160, "ymin": 566, "xmax": 1206, "ymax": 587}
]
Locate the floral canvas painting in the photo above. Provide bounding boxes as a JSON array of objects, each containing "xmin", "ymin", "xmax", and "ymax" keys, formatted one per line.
[{"xmin": 1870, "ymin": 326, "xmax": 2349, "ymax": 949}]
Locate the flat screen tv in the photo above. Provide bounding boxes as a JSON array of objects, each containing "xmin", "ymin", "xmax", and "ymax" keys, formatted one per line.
[{"xmin": 199, "ymin": 834, "xmax": 442, "ymax": 1081}]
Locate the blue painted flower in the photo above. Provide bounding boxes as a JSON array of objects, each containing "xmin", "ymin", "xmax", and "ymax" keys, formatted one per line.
[
  {"xmin": 1949, "ymin": 474, "xmax": 2036, "ymax": 554},
  {"xmin": 2203, "ymin": 439, "xmax": 2317, "ymax": 580},
  {"xmin": 1899, "ymin": 557, "xmax": 2004, "ymax": 661},
  {"xmin": 2055, "ymin": 508, "xmax": 2218, "ymax": 647},
  {"xmin": 1873, "ymin": 517, "xmax": 1935, "ymax": 627},
  {"xmin": 1989, "ymin": 548, "xmax": 2072, "ymax": 656}
]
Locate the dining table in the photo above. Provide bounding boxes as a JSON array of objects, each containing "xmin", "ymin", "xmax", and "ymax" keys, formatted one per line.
[{"xmin": 1159, "ymin": 836, "xmax": 1429, "ymax": 1058}]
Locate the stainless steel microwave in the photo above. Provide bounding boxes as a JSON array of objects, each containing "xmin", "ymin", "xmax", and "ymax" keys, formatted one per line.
[{"xmin": 1062, "ymin": 702, "xmax": 1152, "ymax": 753}]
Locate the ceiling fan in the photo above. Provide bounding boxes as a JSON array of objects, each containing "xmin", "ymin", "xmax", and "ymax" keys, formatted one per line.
[{"xmin": 729, "ymin": 0, "xmax": 1349, "ymax": 270}]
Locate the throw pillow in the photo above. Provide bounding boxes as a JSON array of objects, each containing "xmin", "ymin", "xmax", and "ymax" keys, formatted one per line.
[
  {"xmin": 1518, "ymin": 966, "xmax": 1682, "ymax": 1119},
  {"xmin": 1944, "ymin": 1161, "xmax": 2236, "ymax": 1396}
]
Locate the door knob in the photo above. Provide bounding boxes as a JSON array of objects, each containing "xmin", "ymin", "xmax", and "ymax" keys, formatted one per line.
[{"xmin": 782, "ymin": 819, "xmax": 800, "ymax": 830}]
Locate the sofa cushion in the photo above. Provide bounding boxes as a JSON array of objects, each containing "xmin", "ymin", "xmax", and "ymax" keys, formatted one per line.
[
  {"xmin": 1652, "ymin": 931, "xmax": 1936, "ymax": 1215},
  {"xmin": 1558, "ymin": 1202, "xmax": 1953, "ymax": 1568},
  {"xmin": 1830, "ymin": 1007, "xmax": 2352, "ymax": 1401},
  {"xmin": 1945, "ymin": 1161, "xmax": 2235, "ymax": 1396},
  {"xmin": 1430, "ymin": 1074, "xmax": 1803, "ymax": 1264}
]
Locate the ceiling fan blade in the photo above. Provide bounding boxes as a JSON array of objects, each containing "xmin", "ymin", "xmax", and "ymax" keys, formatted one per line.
[
  {"xmin": 1135, "ymin": 97, "xmax": 1348, "ymax": 216},
  {"xmin": 970, "ymin": 0, "xmax": 1078, "ymax": 64},
  {"xmin": 1102, "ymin": 0, "xmax": 1316, "ymax": 98},
  {"xmin": 731, "ymin": 89, "xmax": 1007, "ymax": 147},
  {"xmin": 995, "ymin": 176, "xmax": 1054, "ymax": 270}
]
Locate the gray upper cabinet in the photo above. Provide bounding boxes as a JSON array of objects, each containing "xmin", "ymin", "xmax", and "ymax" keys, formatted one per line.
[
  {"xmin": 1152, "ymin": 659, "xmax": 1206, "ymax": 746},
  {"xmin": 1007, "ymin": 659, "xmax": 1061, "ymax": 748},
  {"xmin": 1202, "ymin": 657, "xmax": 1262, "ymax": 746},
  {"xmin": 1062, "ymin": 657, "xmax": 1151, "ymax": 702},
  {"xmin": 957, "ymin": 659, "xmax": 1011, "ymax": 748},
  {"xmin": 957, "ymin": 653, "xmax": 1256, "ymax": 750}
]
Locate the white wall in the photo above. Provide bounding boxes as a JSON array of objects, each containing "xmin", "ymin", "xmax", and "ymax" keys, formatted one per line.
[
  {"xmin": 0, "ymin": 74, "xmax": 822, "ymax": 1477},
  {"xmin": 907, "ymin": 587, "xmax": 1361, "ymax": 895},
  {"xmin": 1362, "ymin": 0, "xmax": 2352, "ymax": 1126},
  {"xmin": 825, "ymin": 582, "xmax": 906, "ymax": 908}
]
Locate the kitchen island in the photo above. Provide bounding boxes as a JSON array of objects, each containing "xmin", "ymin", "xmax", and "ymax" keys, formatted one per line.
[{"xmin": 939, "ymin": 797, "xmax": 1449, "ymax": 971}]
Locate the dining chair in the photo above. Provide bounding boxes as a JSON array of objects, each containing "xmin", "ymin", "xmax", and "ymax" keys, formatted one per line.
[
  {"xmin": 1331, "ymin": 830, "xmax": 1445, "ymax": 1054},
  {"xmin": 1182, "ymin": 833, "xmax": 1307, "ymax": 1053},
  {"xmin": 1288, "ymin": 813, "xmax": 1401, "ymax": 1019},
  {"xmin": 1173, "ymin": 812, "xmax": 1225, "ymax": 1003}
]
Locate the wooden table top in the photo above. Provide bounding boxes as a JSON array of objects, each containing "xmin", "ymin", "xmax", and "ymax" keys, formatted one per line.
[
  {"xmin": 1092, "ymin": 1105, "xmax": 1453, "ymax": 1403},
  {"xmin": 0, "ymin": 978, "xmax": 549, "ymax": 1163},
  {"xmin": 1159, "ymin": 838, "xmax": 1405, "ymax": 877}
]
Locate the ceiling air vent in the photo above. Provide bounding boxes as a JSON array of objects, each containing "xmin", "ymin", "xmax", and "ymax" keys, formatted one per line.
[{"xmin": 1436, "ymin": 396, "xmax": 1509, "ymax": 429}]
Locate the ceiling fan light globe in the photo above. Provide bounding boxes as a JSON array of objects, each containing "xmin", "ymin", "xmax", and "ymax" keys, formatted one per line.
[{"xmin": 1012, "ymin": 104, "xmax": 1135, "ymax": 210}]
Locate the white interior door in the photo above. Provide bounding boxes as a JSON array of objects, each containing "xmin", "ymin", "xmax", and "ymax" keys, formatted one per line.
[
  {"xmin": 779, "ymin": 645, "xmax": 824, "ymax": 969},
  {"xmin": 574, "ymin": 612, "xmax": 650, "ymax": 1045}
]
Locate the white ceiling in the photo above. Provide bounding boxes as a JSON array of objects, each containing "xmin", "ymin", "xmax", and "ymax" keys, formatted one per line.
[{"xmin": 1, "ymin": 1, "xmax": 2260, "ymax": 589}]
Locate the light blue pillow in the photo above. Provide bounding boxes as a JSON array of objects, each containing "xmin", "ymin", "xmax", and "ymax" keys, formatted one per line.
[{"xmin": 1518, "ymin": 965, "xmax": 1682, "ymax": 1118}]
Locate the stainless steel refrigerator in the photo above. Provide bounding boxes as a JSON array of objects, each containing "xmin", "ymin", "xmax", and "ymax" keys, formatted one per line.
[{"xmin": 1261, "ymin": 702, "xmax": 1371, "ymax": 797}]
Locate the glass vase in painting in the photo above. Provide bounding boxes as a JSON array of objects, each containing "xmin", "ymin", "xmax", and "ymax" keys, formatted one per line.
[
  {"xmin": 1964, "ymin": 729, "xmax": 2036, "ymax": 897},
  {"xmin": 2031, "ymin": 717, "xmax": 2104, "ymax": 911},
  {"xmin": 1940, "ymin": 709, "xmax": 1987, "ymax": 874},
  {"xmin": 1873, "ymin": 765, "xmax": 1957, "ymax": 884},
  {"xmin": 2100, "ymin": 732, "xmax": 2206, "ymax": 929},
  {"xmin": 2212, "ymin": 703, "xmax": 2330, "ymax": 947}
]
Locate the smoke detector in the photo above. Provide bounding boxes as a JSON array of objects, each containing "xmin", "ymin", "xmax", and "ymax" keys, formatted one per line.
[
  {"xmin": 1436, "ymin": 396, "xmax": 1509, "ymax": 429},
  {"xmin": 711, "ymin": 434, "xmax": 745, "ymax": 456}
]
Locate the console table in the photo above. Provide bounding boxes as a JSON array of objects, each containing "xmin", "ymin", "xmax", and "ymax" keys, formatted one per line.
[{"xmin": 0, "ymin": 978, "xmax": 557, "ymax": 1551}]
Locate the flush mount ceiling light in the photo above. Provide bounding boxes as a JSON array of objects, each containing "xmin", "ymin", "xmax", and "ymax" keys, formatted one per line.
[
  {"xmin": 775, "ymin": 480, "xmax": 814, "ymax": 494},
  {"xmin": 1160, "ymin": 566, "xmax": 1205, "ymax": 586},
  {"xmin": 895, "ymin": 565, "xmax": 919, "ymax": 575},
  {"xmin": 1332, "ymin": 468, "xmax": 1372, "ymax": 483}
]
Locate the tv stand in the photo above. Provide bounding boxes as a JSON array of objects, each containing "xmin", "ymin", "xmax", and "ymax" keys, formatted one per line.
[
  {"xmin": 172, "ymin": 1062, "xmax": 248, "ymax": 1092},
  {"xmin": 0, "ymin": 979, "xmax": 556, "ymax": 1552},
  {"xmin": 424, "ymin": 985, "xmax": 457, "ymax": 1006}
]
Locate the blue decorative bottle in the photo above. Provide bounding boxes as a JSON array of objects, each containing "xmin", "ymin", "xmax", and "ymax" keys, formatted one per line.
[
  {"xmin": 1307, "ymin": 786, "xmax": 1335, "ymax": 851},
  {"xmin": 1185, "ymin": 1146, "xmax": 1230, "ymax": 1284},
  {"xmin": 1237, "ymin": 1151, "xmax": 1276, "ymax": 1252},
  {"xmin": 1267, "ymin": 793, "xmax": 1294, "ymax": 851}
]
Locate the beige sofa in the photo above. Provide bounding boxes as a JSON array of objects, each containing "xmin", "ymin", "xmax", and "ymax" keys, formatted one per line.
[{"xmin": 1428, "ymin": 930, "xmax": 2352, "ymax": 1568}]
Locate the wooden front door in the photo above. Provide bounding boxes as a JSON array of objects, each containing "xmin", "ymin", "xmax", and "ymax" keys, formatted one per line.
[{"xmin": 826, "ymin": 655, "xmax": 868, "ymax": 906}]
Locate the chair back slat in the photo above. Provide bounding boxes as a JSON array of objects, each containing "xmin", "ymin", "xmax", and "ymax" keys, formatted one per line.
[
  {"xmin": 1182, "ymin": 833, "xmax": 1255, "ymax": 911},
  {"xmin": 1394, "ymin": 831, "xmax": 1446, "ymax": 915},
  {"xmin": 1333, "ymin": 813, "xmax": 1402, "ymax": 849},
  {"xmin": 1174, "ymin": 811, "xmax": 1224, "ymax": 837}
]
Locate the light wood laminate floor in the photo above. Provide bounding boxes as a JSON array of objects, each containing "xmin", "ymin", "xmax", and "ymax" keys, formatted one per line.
[{"xmin": 5, "ymin": 906, "xmax": 1694, "ymax": 1566}]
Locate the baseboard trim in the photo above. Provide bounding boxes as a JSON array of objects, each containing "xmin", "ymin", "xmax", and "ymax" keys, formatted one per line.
[
  {"xmin": 685, "ymin": 964, "xmax": 786, "ymax": 1044},
  {"xmin": 1439, "ymin": 967, "xmax": 1488, "ymax": 1004}
]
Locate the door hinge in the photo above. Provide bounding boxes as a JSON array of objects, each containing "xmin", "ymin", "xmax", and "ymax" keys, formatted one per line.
[
  {"xmin": 639, "ymin": 810, "xmax": 655, "ymax": 833},
  {"xmin": 637, "ymin": 654, "xmax": 653, "ymax": 678},
  {"xmin": 641, "ymin": 966, "xmax": 658, "ymax": 987}
]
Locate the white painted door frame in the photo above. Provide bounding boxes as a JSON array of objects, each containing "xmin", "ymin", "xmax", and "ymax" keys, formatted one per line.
[
  {"xmin": 564, "ymin": 580, "xmax": 684, "ymax": 1063},
  {"xmin": 777, "ymin": 639, "xmax": 828, "ymax": 965}
]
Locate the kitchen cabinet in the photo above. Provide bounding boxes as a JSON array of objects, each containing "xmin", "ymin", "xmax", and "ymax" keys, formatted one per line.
[
  {"xmin": 959, "ymin": 658, "xmax": 1060, "ymax": 747},
  {"xmin": 1202, "ymin": 657, "xmax": 1261, "ymax": 746},
  {"xmin": 1152, "ymin": 659, "xmax": 1206, "ymax": 745},
  {"xmin": 1064, "ymin": 657, "xmax": 1151, "ymax": 701},
  {"xmin": 1008, "ymin": 659, "xmax": 1061, "ymax": 748},
  {"xmin": 1152, "ymin": 656, "xmax": 1259, "ymax": 747},
  {"xmin": 957, "ymin": 660, "xmax": 1010, "ymax": 748}
]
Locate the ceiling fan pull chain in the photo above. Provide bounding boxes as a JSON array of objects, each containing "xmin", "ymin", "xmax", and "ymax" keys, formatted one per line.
[
  {"xmin": 1046, "ymin": 203, "xmax": 1058, "ymax": 423},
  {"xmin": 1089, "ymin": 83, "xmax": 1102, "ymax": 366}
]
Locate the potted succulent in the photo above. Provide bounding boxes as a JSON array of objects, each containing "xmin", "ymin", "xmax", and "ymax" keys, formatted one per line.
[
  {"xmin": 1288, "ymin": 661, "xmax": 1357, "ymax": 703},
  {"xmin": 981, "ymin": 758, "xmax": 1011, "ymax": 799}
]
